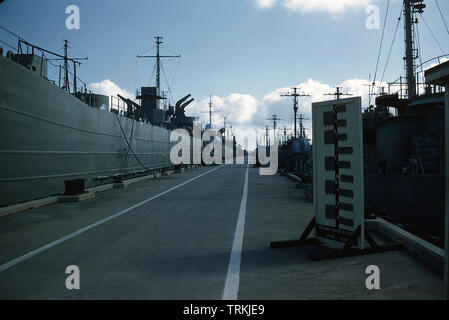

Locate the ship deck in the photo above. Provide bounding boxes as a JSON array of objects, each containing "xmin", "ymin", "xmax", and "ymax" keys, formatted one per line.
[{"xmin": 0, "ymin": 165, "xmax": 444, "ymax": 299}]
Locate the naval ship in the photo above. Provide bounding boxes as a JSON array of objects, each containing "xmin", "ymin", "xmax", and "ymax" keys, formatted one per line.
[
  {"xmin": 278, "ymin": 114, "xmax": 313, "ymax": 183},
  {"xmin": 362, "ymin": 0, "xmax": 447, "ymax": 245},
  {"xmin": 0, "ymin": 30, "xmax": 199, "ymax": 207}
]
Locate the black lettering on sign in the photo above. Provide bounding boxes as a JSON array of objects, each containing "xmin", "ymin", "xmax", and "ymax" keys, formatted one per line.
[
  {"xmin": 339, "ymin": 189, "xmax": 354, "ymax": 198},
  {"xmin": 324, "ymin": 130, "xmax": 334, "ymax": 144},
  {"xmin": 325, "ymin": 205, "xmax": 337, "ymax": 219},
  {"xmin": 316, "ymin": 224, "xmax": 353, "ymax": 243},
  {"xmin": 339, "ymin": 202, "xmax": 354, "ymax": 212},
  {"xmin": 325, "ymin": 157, "xmax": 335, "ymax": 171},
  {"xmin": 338, "ymin": 217, "xmax": 354, "ymax": 227},
  {"xmin": 338, "ymin": 147, "xmax": 353, "ymax": 155},
  {"xmin": 338, "ymin": 161, "xmax": 351, "ymax": 169},
  {"xmin": 336, "ymin": 105, "xmax": 347, "ymax": 113},
  {"xmin": 323, "ymin": 111, "xmax": 335, "ymax": 126},
  {"xmin": 340, "ymin": 175, "xmax": 354, "ymax": 183},
  {"xmin": 336, "ymin": 119, "xmax": 347, "ymax": 127},
  {"xmin": 325, "ymin": 180, "xmax": 336, "ymax": 195},
  {"xmin": 338, "ymin": 134, "xmax": 347, "ymax": 141}
]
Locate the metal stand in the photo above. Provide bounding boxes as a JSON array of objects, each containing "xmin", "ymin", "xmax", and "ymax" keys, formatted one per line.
[
  {"xmin": 270, "ymin": 217, "xmax": 404, "ymax": 261},
  {"xmin": 270, "ymin": 217, "xmax": 319, "ymax": 248}
]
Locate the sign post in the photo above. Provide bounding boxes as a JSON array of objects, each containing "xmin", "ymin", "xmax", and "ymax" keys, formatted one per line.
[
  {"xmin": 312, "ymin": 97, "xmax": 364, "ymax": 249},
  {"xmin": 271, "ymin": 97, "xmax": 403, "ymax": 260}
]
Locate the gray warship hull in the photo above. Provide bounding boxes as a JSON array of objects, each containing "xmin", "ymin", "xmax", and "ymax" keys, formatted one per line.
[{"xmin": 0, "ymin": 55, "xmax": 175, "ymax": 207}]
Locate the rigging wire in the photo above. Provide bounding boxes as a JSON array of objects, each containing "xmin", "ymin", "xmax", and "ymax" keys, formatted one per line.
[
  {"xmin": 435, "ymin": 0, "xmax": 449, "ymax": 36},
  {"xmin": 370, "ymin": 0, "xmax": 391, "ymax": 106},
  {"xmin": 379, "ymin": 3, "xmax": 403, "ymax": 89},
  {"xmin": 134, "ymin": 58, "xmax": 138, "ymax": 95},
  {"xmin": 161, "ymin": 44, "xmax": 180, "ymax": 56},
  {"xmin": 0, "ymin": 25, "xmax": 21, "ymax": 39},
  {"xmin": 67, "ymin": 44, "xmax": 86, "ymax": 59},
  {"xmin": 160, "ymin": 61, "xmax": 175, "ymax": 104},
  {"xmin": 139, "ymin": 45, "xmax": 157, "ymax": 56},
  {"xmin": 149, "ymin": 62, "xmax": 157, "ymax": 86},
  {"xmin": 419, "ymin": 12, "xmax": 446, "ymax": 55},
  {"xmin": 415, "ymin": 17, "xmax": 424, "ymax": 88},
  {"xmin": 0, "ymin": 39, "xmax": 16, "ymax": 50},
  {"xmin": 414, "ymin": 21, "xmax": 424, "ymax": 94},
  {"xmin": 115, "ymin": 113, "xmax": 150, "ymax": 172},
  {"xmin": 170, "ymin": 58, "xmax": 181, "ymax": 93},
  {"xmin": 160, "ymin": 43, "xmax": 181, "ymax": 102},
  {"xmin": 119, "ymin": 115, "xmax": 135, "ymax": 173}
]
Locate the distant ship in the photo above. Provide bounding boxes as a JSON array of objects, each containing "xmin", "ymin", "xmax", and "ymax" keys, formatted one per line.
[
  {"xmin": 0, "ymin": 32, "xmax": 198, "ymax": 207},
  {"xmin": 278, "ymin": 116, "xmax": 312, "ymax": 182}
]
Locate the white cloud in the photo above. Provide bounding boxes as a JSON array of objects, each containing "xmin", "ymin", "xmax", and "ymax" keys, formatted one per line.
[
  {"xmin": 189, "ymin": 78, "xmax": 385, "ymax": 150},
  {"xmin": 282, "ymin": 0, "xmax": 376, "ymax": 14},
  {"xmin": 255, "ymin": 0, "xmax": 277, "ymax": 8},
  {"xmin": 255, "ymin": 0, "xmax": 379, "ymax": 16},
  {"xmin": 188, "ymin": 93, "xmax": 258, "ymax": 128},
  {"xmin": 88, "ymin": 79, "xmax": 134, "ymax": 101}
]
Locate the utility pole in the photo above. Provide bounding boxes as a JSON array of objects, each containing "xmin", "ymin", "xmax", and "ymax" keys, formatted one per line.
[
  {"xmin": 137, "ymin": 36, "xmax": 181, "ymax": 96},
  {"xmin": 281, "ymin": 87, "xmax": 310, "ymax": 138},
  {"xmin": 325, "ymin": 86, "xmax": 353, "ymax": 100}
]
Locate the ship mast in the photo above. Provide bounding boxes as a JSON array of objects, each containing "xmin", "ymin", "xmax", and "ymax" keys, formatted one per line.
[
  {"xmin": 298, "ymin": 114, "xmax": 310, "ymax": 138},
  {"xmin": 281, "ymin": 87, "xmax": 309, "ymax": 139},
  {"xmin": 155, "ymin": 36, "xmax": 162, "ymax": 93},
  {"xmin": 63, "ymin": 40, "xmax": 69, "ymax": 92},
  {"xmin": 267, "ymin": 115, "xmax": 282, "ymax": 142},
  {"xmin": 137, "ymin": 36, "xmax": 181, "ymax": 97},
  {"xmin": 201, "ymin": 95, "xmax": 219, "ymax": 127},
  {"xmin": 404, "ymin": 0, "xmax": 416, "ymax": 100},
  {"xmin": 324, "ymin": 86, "xmax": 352, "ymax": 100},
  {"xmin": 403, "ymin": 0, "xmax": 426, "ymax": 100}
]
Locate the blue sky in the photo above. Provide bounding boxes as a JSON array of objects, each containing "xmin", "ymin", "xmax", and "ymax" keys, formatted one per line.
[{"xmin": 1, "ymin": 0, "xmax": 448, "ymax": 144}]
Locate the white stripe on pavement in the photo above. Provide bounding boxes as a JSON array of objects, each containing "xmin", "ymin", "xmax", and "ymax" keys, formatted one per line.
[
  {"xmin": 0, "ymin": 165, "xmax": 225, "ymax": 273},
  {"xmin": 223, "ymin": 165, "xmax": 249, "ymax": 300}
]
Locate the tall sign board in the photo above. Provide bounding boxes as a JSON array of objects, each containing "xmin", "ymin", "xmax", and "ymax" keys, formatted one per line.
[{"xmin": 312, "ymin": 97, "xmax": 364, "ymax": 249}]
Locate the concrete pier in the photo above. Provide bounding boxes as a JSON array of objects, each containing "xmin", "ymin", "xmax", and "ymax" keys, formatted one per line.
[{"xmin": 0, "ymin": 165, "xmax": 444, "ymax": 299}]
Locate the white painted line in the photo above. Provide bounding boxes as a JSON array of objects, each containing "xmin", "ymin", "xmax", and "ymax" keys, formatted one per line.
[
  {"xmin": 223, "ymin": 165, "xmax": 249, "ymax": 300},
  {"xmin": 0, "ymin": 165, "xmax": 225, "ymax": 273}
]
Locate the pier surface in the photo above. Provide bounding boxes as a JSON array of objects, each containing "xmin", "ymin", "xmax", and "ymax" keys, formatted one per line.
[{"xmin": 0, "ymin": 165, "xmax": 444, "ymax": 299}]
